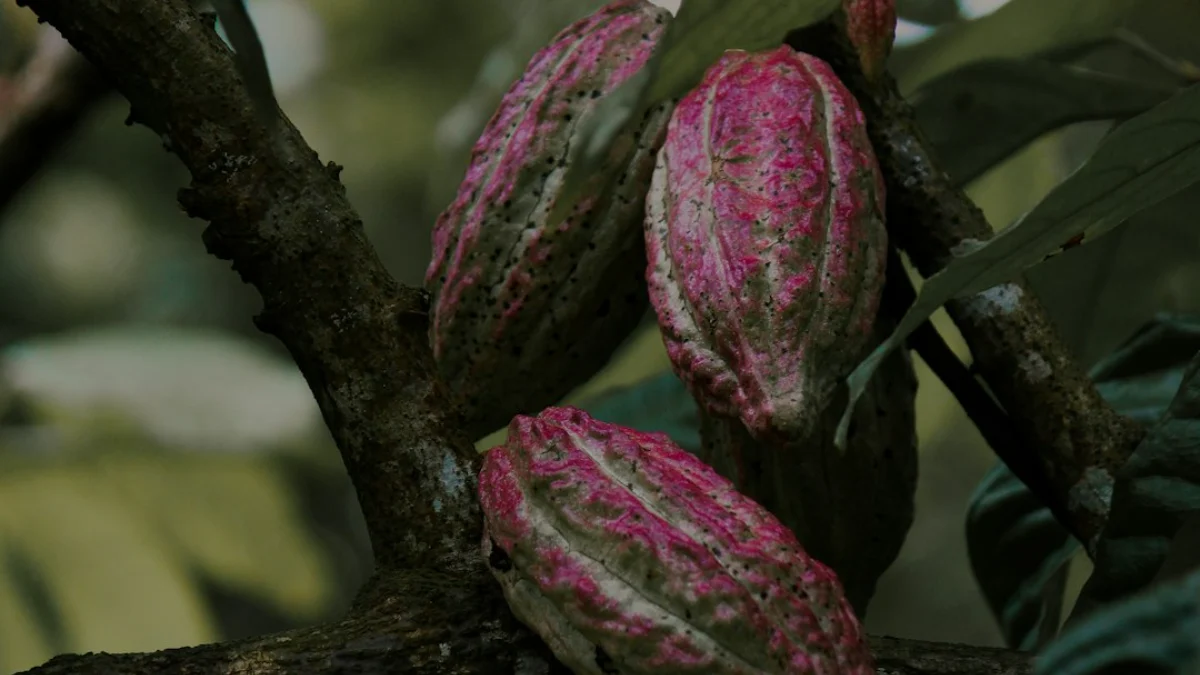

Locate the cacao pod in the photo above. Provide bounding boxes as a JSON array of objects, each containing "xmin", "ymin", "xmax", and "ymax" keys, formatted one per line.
[
  {"xmin": 843, "ymin": 0, "xmax": 895, "ymax": 83},
  {"xmin": 645, "ymin": 45, "xmax": 887, "ymax": 446},
  {"xmin": 479, "ymin": 406, "xmax": 874, "ymax": 674},
  {"xmin": 695, "ymin": 291, "xmax": 918, "ymax": 616},
  {"xmin": 427, "ymin": 0, "xmax": 673, "ymax": 438}
]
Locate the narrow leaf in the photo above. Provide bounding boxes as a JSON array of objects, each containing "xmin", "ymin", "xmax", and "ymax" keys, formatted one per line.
[
  {"xmin": 914, "ymin": 59, "xmax": 1173, "ymax": 186},
  {"xmin": 549, "ymin": 0, "xmax": 840, "ymax": 225},
  {"xmin": 837, "ymin": 83, "xmax": 1200, "ymax": 447},
  {"xmin": 897, "ymin": 0, "xmax": 1138, "ymax": 91},
  {"xmin": 211, "ymin": 0, "xmax": 280, "ymax": 128}
]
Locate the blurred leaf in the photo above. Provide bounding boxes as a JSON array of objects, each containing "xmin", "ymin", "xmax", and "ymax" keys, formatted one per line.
[
  {"xmin": 211, "ymin": 0, "xmax": 280, "ymax": 127},
  {"xmin": 967, "ymin": 462, "xmax": 1080, "ymax": 650},
  {"xmin": 0, "ymin": 327, "xmax": 323, "ymax": 453},
  {"xmin": 0, "ymin": 547, "xmax": 57, "ymax": 674},
  {"xmin": 896, "ymin": 0, "xmax": 1138, "ymax": 91},
  {"xmin": 895, "ymin": 0, "xmax": 959, "ymax": 25},
  {"xmin": 549, "ymin": 0, "xmax": 839, "ymax": 225},
  {"xmin": 102, "ymin": 454, "xmax": 336, "ymax": 616},
  {"xmin": 837, "ymin": 83, "xmax": 1200, "ymax": 447},
  {"xmin": 914, "ymin": 59, "xmax": 1173, "ymax": 186},
  {"xmin": 1076, "ymin": 324, "xmax": 1200, "ymax": 614},
  {"xmin": 579, "ymin": 371, "xmax": 701, "ymax": 452},
  {"xmin": 1035, "ymin": 565, "xmax": 1200, "ymax": 675},
  {"xmin": 0, "ymin": 448, "xmax": 336, "ymax": 673}
]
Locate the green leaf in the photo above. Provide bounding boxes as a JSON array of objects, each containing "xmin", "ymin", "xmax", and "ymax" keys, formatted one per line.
[
  {"xmin": 0, "ymin": 447, "xmax": 339, "ymax": 673},
  {"xmin": 895, "ymin": 0, "xmax": 960, "ymax": 25},
  {"xmin": 914, "ymin": 59, "xmax": 1173, "ymax": 186},
  {"xmin": 549, "ymin": 0, "xmax": 840, "ymax": 225},
  {"xmin": 1, "ymin": 326, "xmax": 324, "ymax": 453},
  {"xmin": 578, "ymin": 371, "xmax": 702, "ymax": 453},
  {"xmin": 1035, "ymin": 565, "xmax": 1200, "ymax": 675},
  {"xmin": 1076, "ymin": 334, "xmax": 1200, "ymax": 612},
  {"xmin": 211, "ymin": 0, "xmax": 280, "ymax": 128},
  {"xmin": 836, "ymin": 83, "xmax": 1200, "ymax": 448},
  {"xmin": 1090, "ymin": 316, "xmax": 1200, "ymax": 425},
  {"xmin": 967, "ymin": 462, "xmax": 1080, "ymax": 650},
  {"xmin": 965, "ymin": 316, "xmax": 1200, "ymax": 650},
  {"xmin": 896, "ymin": 0, "xmax": 1138, "ymax": 91}
]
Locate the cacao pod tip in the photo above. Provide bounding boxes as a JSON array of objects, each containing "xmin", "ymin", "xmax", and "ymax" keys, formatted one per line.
[{"xmin": 843, "ymin": 0, "xmax": 896, "ymax": 83}]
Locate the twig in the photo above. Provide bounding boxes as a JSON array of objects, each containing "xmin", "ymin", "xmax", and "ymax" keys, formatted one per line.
[
  {"xmin": 0, "ymin": 28, "xmax": 111, "ymax": 215},
  {"xmin": 889, "ymin": 249, "xmax": 1059, "ymax": 515},
  {"xmin": 788, "ymin": 16, "xmax": 1145, "ymax": 554}
]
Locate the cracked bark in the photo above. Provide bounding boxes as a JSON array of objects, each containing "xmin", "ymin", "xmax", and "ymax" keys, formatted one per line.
[{"xmin": 12, "ymin": 0, "xmax": 1039, "ymax": 672}]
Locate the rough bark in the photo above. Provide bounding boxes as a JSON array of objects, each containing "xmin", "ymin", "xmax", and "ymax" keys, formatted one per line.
[
  {"xmin": 788, "ymin": 16, "xmax": 1145, "ymax": 554},
  {"xmin": 7, "ymin": 0, "xmax": 1054, "ymax": 673}
]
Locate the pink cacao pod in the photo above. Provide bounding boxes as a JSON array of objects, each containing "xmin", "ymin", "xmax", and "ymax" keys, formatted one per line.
[
  {"xmin": 427, "ymin": 0, "xmax": 673, "ymax": 438},
  {"xmin": 843, "ymin": 0, "xmax": 896, "ymax": 83},
  {"xmin": 479, "ymin": 406, "xmax": 874, "ymax": 674},
  {"xmin": 645, "ymin": 45, "xmax": 887, "ymax": 446}
]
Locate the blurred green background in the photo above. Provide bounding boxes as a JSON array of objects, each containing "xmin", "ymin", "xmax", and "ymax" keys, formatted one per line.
[{"xmin": 1, "ymin": 0, "xmax": 1199, "ymax": 671}]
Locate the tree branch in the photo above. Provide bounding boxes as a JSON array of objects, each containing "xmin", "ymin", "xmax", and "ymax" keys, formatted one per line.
[
  {"xmin": 789, "ymin": 18, "xmax": 1145, "ymax": 554},
  {"xmin": 11, "ymin": 0, "xmax": 1034, "ymax": 672},
  {"xmin": 17, "ymin": 0, "xmax": 482, "ymax": 574},
  {"xmin": 0, "ymin": 26, "xmax": 111, "ymax": 215}
]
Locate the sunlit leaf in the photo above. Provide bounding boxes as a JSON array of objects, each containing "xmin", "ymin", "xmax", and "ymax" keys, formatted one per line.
[
  {"xmin": 837, "ymin": 84, "xmax": 1200, "ymax": 447},
  {"xmin": 549, "ymin": 0, "xmax": 839, "ymax": 225},
  {"xmin": 100, "ymin": 453, "xmax": 336, "ymax": 617},
  {"xmin": 0, "ymin": 544, "xmax": 57, "ymax": 674},
  {"xmin": 0, "ymin": 448, "xmax": 338, "ymax": 673},
  {"xmin": 1036, "ymin": 565, "xmax": 1200, "ymax": 675},
  {"xmin": 0, "ymin": 458, "xmax": 217, "ymax": 667},
  {"xmin": 914, "ymin": 59, "xmax": 1173, "ymax": 186}
]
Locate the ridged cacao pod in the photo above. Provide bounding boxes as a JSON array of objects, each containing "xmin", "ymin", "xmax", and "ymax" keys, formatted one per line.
[
  {"xmin": 694, "ymin": 292, "xmax": 918, "ymax": 615},
  {"xmin": 843, "ymin": 0, "xmax": 895, "ymax": 82},
  {"xmin": 479, "ymin": 407, "xmax": 874, "ymax": 674},
  {"xmin": 645, "ymin": 45, "xmax": 887, "ymax": 446},
  {"xmin": 427, "ymin": 0, "xmax": 673, "ymax": 438}
]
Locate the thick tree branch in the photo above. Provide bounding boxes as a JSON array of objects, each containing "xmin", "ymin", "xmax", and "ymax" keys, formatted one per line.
[
  {"xmin": 789, "ymin": 19, "xmax": 1145, "ymax": 554},
  {"xmin": 0, "ymin": 27, "xmax": 111, "ymax": 215},
  {"xmin": 11, "ymin": 0, "xmax": 1034, "ymax": 673},
  {"xmin": 16, "ymin": 0, "xmax": 481, "ymax": 574}
]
